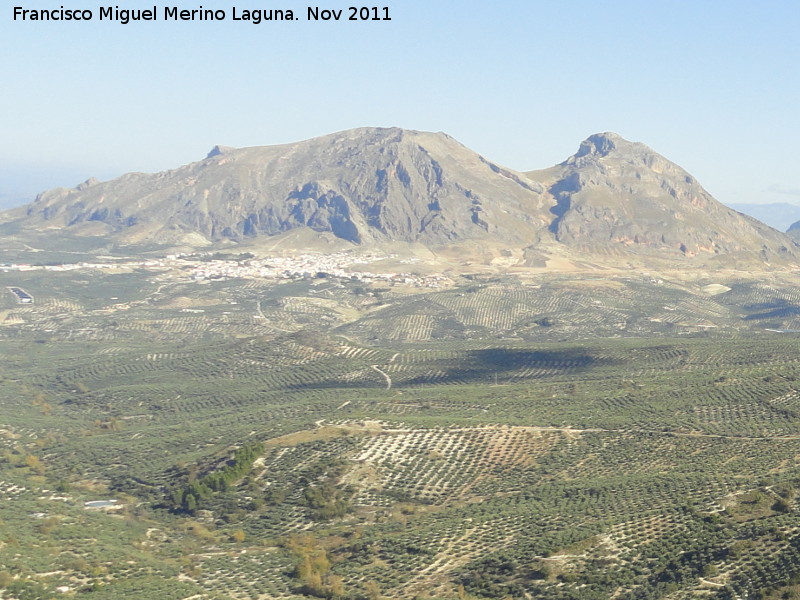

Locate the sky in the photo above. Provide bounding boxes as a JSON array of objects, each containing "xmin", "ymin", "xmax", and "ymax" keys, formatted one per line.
[{"xmin": 2, "ymin": 0, "xmax": 799, "ymax": 209}]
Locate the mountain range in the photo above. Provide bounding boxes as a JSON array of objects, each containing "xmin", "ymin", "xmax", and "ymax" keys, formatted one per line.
[{"xmin": 3, "ymin": 128, "xmax": 797, "ymax": 267}]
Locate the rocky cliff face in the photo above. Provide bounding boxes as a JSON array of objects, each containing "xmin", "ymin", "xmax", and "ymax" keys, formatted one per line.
[{"xmin": 9, "ymin": 128, "xmax": 799, "ymax": 266}]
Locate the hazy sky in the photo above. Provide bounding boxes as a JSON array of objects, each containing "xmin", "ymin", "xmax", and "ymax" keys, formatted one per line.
[{"xmin": 2, "ymin": 0, "xmax": 799, "ymax": 207}]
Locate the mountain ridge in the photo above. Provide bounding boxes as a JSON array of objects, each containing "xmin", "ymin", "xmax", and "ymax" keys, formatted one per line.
[{"xmin": 4, "ymin": 128, "xmax": 798, "ymax": 268}]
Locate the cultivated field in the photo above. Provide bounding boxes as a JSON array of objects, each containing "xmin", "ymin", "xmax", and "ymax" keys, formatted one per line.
[{"xmin": 3, "ymin": 265, "xmax": 800, "ymax": 599}]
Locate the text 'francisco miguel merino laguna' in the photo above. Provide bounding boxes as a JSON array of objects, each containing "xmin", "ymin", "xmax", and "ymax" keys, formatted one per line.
[{"xmin": 12, "ymin": 5, "xmax": 392, "ymax": 24}]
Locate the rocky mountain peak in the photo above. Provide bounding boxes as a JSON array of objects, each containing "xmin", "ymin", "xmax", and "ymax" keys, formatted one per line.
[
  {"xmin": 574, "ymin": 132, "xmax": 625, "ymax": 158},
  {"xmin": 567, "ymin": 132, "xmax": 655, "ymax": 164},
  {"xmin": 75, "ymin": 177, "xmax": 101, "ymax": 191},
  {"xmin": 533, "ymin": 131, "xmax": 799, "ymax": 263},
  {"xmin": 206, "ymin": 145, "xmax": 236, "ymax": 159}
]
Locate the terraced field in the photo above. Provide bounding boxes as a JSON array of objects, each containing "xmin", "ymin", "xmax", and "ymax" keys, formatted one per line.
[{"xmin": 4, "ymin": 267, "xmax": 800, "ymax": 598}]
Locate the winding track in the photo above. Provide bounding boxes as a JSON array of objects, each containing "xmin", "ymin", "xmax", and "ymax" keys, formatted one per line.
[{"xmin": 370, "ymin": 364, "xmax": 392, "ymax": 389}]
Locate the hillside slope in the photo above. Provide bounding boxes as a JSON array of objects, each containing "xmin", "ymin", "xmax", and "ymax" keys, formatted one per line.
[
  {"xmin": 15, "ymin": 128, "xmax": 551, "ymax": 247},
  {"xmin": 528, "ymin": 133, "xmax": 797, "ymax": 263}
]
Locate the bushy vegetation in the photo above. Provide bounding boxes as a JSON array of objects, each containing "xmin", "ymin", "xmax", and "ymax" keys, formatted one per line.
[{"xmin": 168, "ymin": 441, "xmax": 264, "ymax": 514}]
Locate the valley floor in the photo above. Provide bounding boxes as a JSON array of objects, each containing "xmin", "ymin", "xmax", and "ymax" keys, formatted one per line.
[{"xmin": 3, "ymin": 264, "xmax": 800, "ymax": 599}]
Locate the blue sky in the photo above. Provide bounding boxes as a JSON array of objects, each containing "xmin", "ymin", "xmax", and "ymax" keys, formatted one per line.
[{"xmin": 2, "ymin": 0, "xmax": 799, "ymax": 208}]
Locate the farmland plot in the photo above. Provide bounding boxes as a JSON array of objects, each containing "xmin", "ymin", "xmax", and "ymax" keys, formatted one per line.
[{"xmin": 5, "ymin": 267, "xmax": 800, "ymax": 598}]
